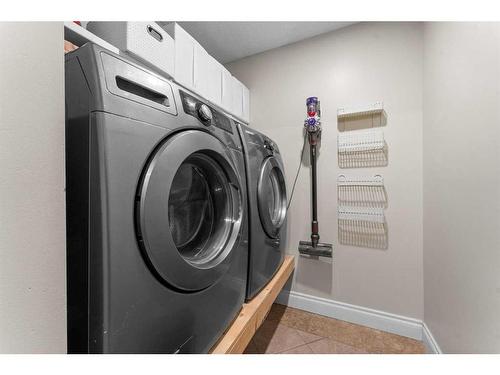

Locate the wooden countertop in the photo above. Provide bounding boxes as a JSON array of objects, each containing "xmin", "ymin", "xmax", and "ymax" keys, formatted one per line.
[{"xmin": 210, "ymin": 255, "xmax": 295, "ymax": 354}]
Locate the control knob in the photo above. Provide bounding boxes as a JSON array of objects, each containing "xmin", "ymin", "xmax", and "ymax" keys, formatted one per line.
[{"xmin": 197, "ymin": 103, "xmax": 213, "ymax": 123}]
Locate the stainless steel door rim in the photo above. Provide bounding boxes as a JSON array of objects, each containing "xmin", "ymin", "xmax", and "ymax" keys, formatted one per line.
[
  {"xmin": 257, "ymin": 156, "xmax": 287, "ymax": 239},
  {"xmin": 136, "ymin": 129, "xmax": 243, "ymax": 291}
]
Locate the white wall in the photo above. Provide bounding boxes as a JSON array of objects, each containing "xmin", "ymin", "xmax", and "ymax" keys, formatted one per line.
[
  {"xmin": 0, "ymin": 23, "xmax": 66, "ymax": 353},
  {"xmin": 227, "ymin": 22, "xmax": 424, "ymax": 319},
  {"xmin": 423, "ymin": 22, "xmax": 500, "ymax": 353}
]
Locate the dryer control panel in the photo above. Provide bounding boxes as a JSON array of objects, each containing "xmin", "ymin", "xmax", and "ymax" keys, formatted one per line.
[{"xmin": 180, "ymin": 90, "xmax": 233, "ymax": 134}]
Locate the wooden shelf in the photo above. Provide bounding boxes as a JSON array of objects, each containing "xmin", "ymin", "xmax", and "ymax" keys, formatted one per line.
[{"xmin": 210, "ymin": 255, "xmax": 295, "ymax": 354}]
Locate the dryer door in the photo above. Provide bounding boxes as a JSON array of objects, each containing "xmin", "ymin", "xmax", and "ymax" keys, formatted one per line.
[
  {"xmin": 257, "ymin": 156, "xmax": 287, "ymax": 239},
  {"xmin": 136, "ymin": 130, "xmax": 243, "ymax": 291}
]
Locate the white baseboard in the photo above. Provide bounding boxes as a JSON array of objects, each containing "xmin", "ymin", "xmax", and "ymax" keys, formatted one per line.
[
  {"xmin": 422, "ymin": 322, "xmax": 442, "ymax": 354},
  {"xmin": 276, "ymin": 290, "xmax": 424, "ymax": 341}
]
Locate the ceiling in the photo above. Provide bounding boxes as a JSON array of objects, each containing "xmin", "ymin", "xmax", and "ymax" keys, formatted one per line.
[{"xmin": 159, "ymin": 22, "xmax": 354, "ymax": 64}]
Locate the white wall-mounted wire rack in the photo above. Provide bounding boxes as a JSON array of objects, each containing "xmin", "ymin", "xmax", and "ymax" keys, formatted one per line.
[
  {"xmin": 337, "ymin": 102, "xmax": 385, "ymax": 120},
  {"xmin": 338, "ymin": 207, "xmax": 386, "ymax": 223},
  {"xmin": 337, "ymin": 128, "xmax": 388, "ymax": 168},
  {"xmin": 337, "ymin": 174, "xmax": 387, "ymax": 209},
  {"xmin": 337, "ymin": 102, "xmax": 387, "ymax": 132},
  {"xmin": 337, "ymin": 207, "xmax": 388, "ymax": 249},
  {"xmin": 338, "ymin": 128, "xmax": 385, "ymax": 153}
]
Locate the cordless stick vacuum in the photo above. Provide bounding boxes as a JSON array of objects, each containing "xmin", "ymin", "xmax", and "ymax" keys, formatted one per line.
[{"xmin": 298, "ymin": 97, "xmax": 333, "ymax": 258}]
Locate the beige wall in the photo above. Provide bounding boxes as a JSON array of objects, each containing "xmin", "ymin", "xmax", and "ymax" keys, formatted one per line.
[
  {"xmin": 0, "ymin": 23, "xmax": 66, "ymax": 353},
  {"xmin": 423, "ymin": 22, "xmax": 500, "ymax": 353},
  {"xmin": 2, "ymin": 20, "xmax": 496, "ymax": 354},
  {"xmin": 227, "ymin": 22, "xmax": 424, "ymax": 319}
]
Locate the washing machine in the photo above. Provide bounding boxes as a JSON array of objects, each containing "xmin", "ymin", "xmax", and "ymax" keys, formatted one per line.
[
  {"xmin": 237, "ymin": 124, "xmax": 287, "ymax": 300},
  {"xmin": 65, "ymin": 43, "xmax": 248, "ymax": 353}
]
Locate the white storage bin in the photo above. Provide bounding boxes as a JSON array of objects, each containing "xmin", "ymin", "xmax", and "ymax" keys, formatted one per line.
[
  {"xmin": 193, "ymin": 42, "xmax": 223, "ymax": 106},
  {"xmin": 193, "ymin": 41, "xmax": 210, "ymax": 98},
  {"xmin": 87, "ymin": 22, "xmax": 174, "ymax": 78},
  {"xmin": 221, "ymin": 68, "xmax": 233, "ymax": 113},
  {"xmin": 242, "ymin": 85, "xmax": 250, "ymax": 123},
  {"xmin": 231, "ymin": 77, "xmax": 244, "ymax": 118},
  {"xmin": 163, "ymin": 22, "xmax": 195, "ymax": 89},
  {"xmin": 206, "ymin": 58, "xmax": 223, "ymax": 106}
]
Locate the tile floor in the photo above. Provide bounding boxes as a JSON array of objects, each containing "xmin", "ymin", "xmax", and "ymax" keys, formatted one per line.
[{"xmin": 244, "ymin": 304, "xmax": 426, "ymax": 354}]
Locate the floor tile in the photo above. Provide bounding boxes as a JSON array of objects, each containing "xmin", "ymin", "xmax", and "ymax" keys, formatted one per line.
[
  {"xmin": 244, "ymin": 304, "xmax": 426, "ymax": 354},
  {"xmin": 252, "ymin": 321, "xmax": 309, "ymax": 354},
  {"xmin": 279, "ymin": 344, "xmax": 313, "ymax": 354},
  {"xmin": 295, "ymin": 329, "xmax": 324, "ymax": 344},
  {"xmin": 308, "ymin": 338, "xmax": 367, "ymax": 354},
  {"xmin": 273, "ymin": 304, "xmax": 425, "ymax": 354},
  {"xmin": 265, "ymin": 303, "xmax": 287, "ymax": 322}
]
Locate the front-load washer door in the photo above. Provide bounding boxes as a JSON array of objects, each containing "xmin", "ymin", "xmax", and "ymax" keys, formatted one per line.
[
  {"xmin": 136, "ymin": 130, "xmax": 243, "ymax": 292},
  {"xmin": 257, "ymin": 156, "xmax": 287, "ymax": 239}
]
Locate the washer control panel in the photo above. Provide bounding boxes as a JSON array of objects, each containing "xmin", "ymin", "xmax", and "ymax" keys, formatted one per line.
[
  {"xmin": 180, "ymin": 90, "xmax": 233, "ymax": 134},
  {"xmin": 263, "ymin": 140, "xmax": 275, "ymax": 154}
]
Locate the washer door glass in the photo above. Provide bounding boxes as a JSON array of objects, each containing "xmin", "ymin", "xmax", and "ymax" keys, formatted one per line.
[
  {"xmin": 266, "ymin": 168, "xmax": 283, "ymax": 226},
  {"xmin": 257, "ymin": 156, "xmax": 287, "ymax": 238},
  {"xmin": 168, "ymin": 153, "xmax": 233, "ymax": 266}
]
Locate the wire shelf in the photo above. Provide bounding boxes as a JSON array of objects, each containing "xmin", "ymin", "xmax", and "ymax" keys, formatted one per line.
[
  {"xmin": 338, "ymin": 207, "xmax": 388, "ymax": 249},
  {"xmin": 338, "ymin": 128, "xmax": 388, "ymax": 168},
  {"xmin": 337, "ymin": 174, "xmax": 387, "ymax": 209},
  {"xmin": 337, "ymin": 102, "xmax": 387, "ymax": 133},
  {"xmin": 338, "ymin": 207, "xmax": 385, "ymax": 223},
  {"xmin": 337, "ymin": 102, "xmax": 385, "ymax": 120}
]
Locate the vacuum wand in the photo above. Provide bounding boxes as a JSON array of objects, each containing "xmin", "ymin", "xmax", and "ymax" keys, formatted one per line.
[
  {"xmin": 309, "ymin": 132, "xmax": 319, "ymax": 248},
  {"xmin": 298, "ymin": 97, "xmax": 333, "ymax": 258}
]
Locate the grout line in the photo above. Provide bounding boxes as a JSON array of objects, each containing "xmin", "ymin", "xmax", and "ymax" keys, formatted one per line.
[
  {"xmin": 276, "ymin": 342, "xmax": 312, "ymax": 354},
  {"xmin": 273, "ymin": 324, "xmax": 325, "ymax": 354},
  {"xmin": 294, "ymin": 329, "xmax": 325, "ymax": 344}
]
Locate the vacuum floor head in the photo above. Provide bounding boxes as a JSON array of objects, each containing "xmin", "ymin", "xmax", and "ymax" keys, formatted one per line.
[{"xmin": 298, "ymin": 241, "xmax": 333, "ymax": 258}]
